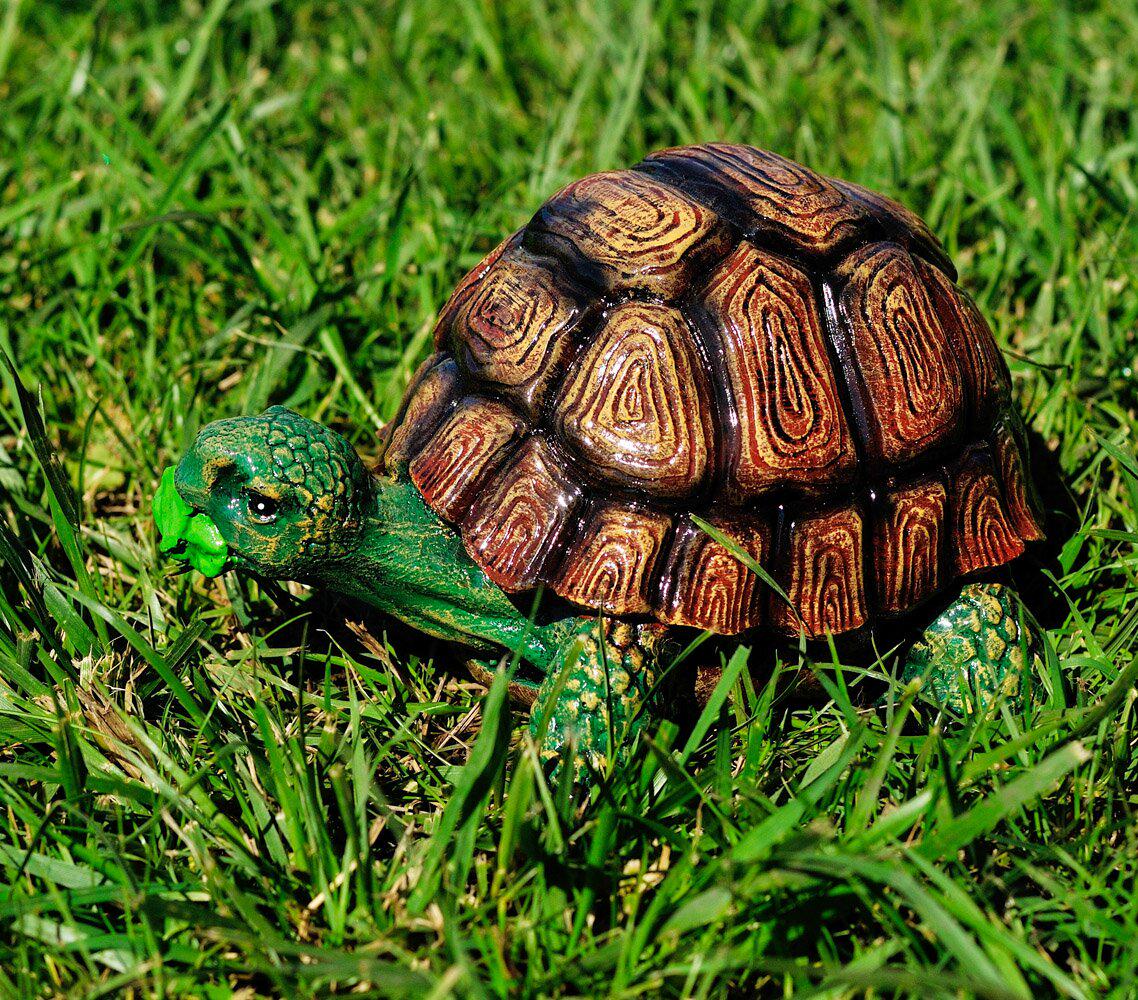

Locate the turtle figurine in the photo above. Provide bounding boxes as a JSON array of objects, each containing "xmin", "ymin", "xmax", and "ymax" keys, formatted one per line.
[{"xmin": 154, "ymin": 143, "xmax": 1047, "ymax": 775}]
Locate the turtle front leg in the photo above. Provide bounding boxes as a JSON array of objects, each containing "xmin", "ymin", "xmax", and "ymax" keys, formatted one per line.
[
  {"xmin": 902, "ymin": 581, "xmax": 1044, "ymax": 714},
  {"xmin": 529, "ymin": 618, "xmax": 666, "ymax": 777}
]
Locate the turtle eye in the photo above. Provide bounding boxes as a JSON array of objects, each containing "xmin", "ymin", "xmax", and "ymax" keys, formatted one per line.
[{"xmin": 246, "ymin": 490, "xmax": 280, "ymax": 524}]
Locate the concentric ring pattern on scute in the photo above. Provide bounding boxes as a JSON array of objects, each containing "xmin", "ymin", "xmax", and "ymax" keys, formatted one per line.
[{"xmin": 383, "ymin": 143, "xmax": 1045, "ymax": 638}]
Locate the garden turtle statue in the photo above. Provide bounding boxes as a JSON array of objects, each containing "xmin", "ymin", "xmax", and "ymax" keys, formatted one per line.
[{"xmin": 154, "ymin": 143, "xmax": 1046, "ymax": 775}]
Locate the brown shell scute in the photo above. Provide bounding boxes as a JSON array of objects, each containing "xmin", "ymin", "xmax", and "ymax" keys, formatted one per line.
[
  {"xmin": 992, "ymin": 418, "xmax": 1046, "ymax": 542},
  {"xmin": 700, "ymin": 244, "xmax": 856, "ymax": 494},
  {"xmin": 389, "ymin": 143, "xmax": 1043, "ymax": 639},
  {"xmin": 916, "ymin": 257, "xmax": 1012, "ymax": 430},
  {"xmin": 873, "ymin": 478, "xmax": 948, "ymax": 615},
  {"xmin": 638, "ymin": 144, "xmax": 876, "ymax": 258},
  {"xmin": 525, "ymin": 170, "xmax": 733, "ymax": 297},
  {"xmin": 461, "ymin": 437, "xmax": 581, "ymax": 591},
  {"xmin": 442, "ymin": 246, "xmax": 588, "ymax": 413},
  {"xmin": 834, "ymin": 243, "xmax": 965, "ymax": 465},
  {"xmin": 551, "ymin": 503, "xmax": 672, "ymax": 615},
  {"xmin": 555, "ymin": 301, "xmax": 714, "ymax": 499},
  {"xmin": 409, "ymin": 398, "xmax": 525, "ymax": 520},
  {"xmin": 640, "ymin": 143, "xmax": 954, "ymax": 272},
  {"xmin": 948, "ymin": 445, "xmax": 1026, "ymax": 576},
  {"xmin": 656, "ymin": 514, "xmax": 770, "ymax": 634},
  {"xmin": 772, "ymin": 505, "xmax": 868, "ymax": 638},
  {"xmin": 433, "ymin": 234, "xmax": 515, "ymax": 342},
  {"xmin": 830, "ymin": 177, "xmax": 956, "ymax": 276},
  {"xmin": 382, "ymin": 357, "xmax": 459, "ymax": 474}
]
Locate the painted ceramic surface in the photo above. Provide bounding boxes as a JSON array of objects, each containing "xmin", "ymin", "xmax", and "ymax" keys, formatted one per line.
[
  {"xmin": 159, "ymin": 145, "xmax": 1051, "ymax": 775},
  {"xmin": 904, "ymin": 583, "xmax": 1041, "ymax": 713},
  {"xmin": 388, "ymin": 143, "xmax": 1045, "ymax": 639}
]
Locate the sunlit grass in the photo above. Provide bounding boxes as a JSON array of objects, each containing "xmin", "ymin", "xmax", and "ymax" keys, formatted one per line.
[{"xmin": 1, "ymin": 1, "xmax": 1137, "ymax": 996}]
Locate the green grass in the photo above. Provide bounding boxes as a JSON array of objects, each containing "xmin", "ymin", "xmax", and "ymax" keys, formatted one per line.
[{"xmin": 2, "ymin": 0, "xmax": 1137, "ymax": 995}]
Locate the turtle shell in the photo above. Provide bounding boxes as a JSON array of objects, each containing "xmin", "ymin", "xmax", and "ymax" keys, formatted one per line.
[{"xmin": 380, "ymin": 143, "xmax": 1044, "ymax": 639}]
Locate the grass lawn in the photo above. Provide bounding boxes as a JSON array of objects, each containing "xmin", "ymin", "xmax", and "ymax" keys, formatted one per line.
[{"xmin": 3, "ymin": 0, "xmax": 1138, "ymax": 995}]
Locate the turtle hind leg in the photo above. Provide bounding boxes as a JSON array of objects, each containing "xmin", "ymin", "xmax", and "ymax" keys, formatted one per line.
[
  {"xmin": 902, "ymin": 581, "xmax": 1044, "ymax": 714},
  {"xmin": 528, "ymin": 617, "xmax": 665, "ymax": 778}
]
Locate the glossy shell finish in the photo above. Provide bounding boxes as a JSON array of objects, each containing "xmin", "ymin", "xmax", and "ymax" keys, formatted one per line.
[{"xmin": 381, "ymin": 144, "xmax": 1044, "ymax": 638}]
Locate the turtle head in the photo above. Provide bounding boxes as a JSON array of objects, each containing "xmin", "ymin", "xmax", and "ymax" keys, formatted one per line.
[{"xmin": 158, "ymin": 406, "xmax": 374, "ymax": 580}]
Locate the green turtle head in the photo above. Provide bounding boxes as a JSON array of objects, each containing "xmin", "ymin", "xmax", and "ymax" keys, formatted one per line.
[{"xmin": 162, "ymin": 406, "xmax": 374, "ymax": 580}]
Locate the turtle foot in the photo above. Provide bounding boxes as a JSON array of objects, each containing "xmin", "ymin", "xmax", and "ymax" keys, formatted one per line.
[
  {"xmin": 902, "ymin": 581, "xmax": 1044, "ymax": 714},
  {"xmin": 529, "ymin": 618, "xmax": 665, "ymax": 779}
]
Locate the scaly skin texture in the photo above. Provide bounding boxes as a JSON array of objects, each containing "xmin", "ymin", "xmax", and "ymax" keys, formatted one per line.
[
  {"xmin": 329, "ymin": 479, "xmax": 578, "ymax": 670},
  {"xmin": 902, "ymin": 582, "xmax": 1040, "ymax": 713},
  {"xmin": 529, "ymin": 619, "xmax": 667, "ymax": 775},
  {"xmin": 159, "ymin": 408, "xmax": 1043, "ymax": 777},
  {"xmin": 172, "ymin": 406, "xmax": 372, "ymax": 578}
]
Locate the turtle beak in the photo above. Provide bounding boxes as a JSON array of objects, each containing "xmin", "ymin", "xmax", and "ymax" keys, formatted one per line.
[{"xmin": 152, "ymin": 465, "xmax": 231, "ymax": 578}]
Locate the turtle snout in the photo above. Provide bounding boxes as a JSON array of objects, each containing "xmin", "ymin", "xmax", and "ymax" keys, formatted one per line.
[
  {"xmin": 173, "ymin": 451, "xmax": 211, "ymax": 509},
  {"xmin": 174, "ymin": 448, "xmax": 236, "ymax": 510},
  {"xmin": 174, "ymin": 420, "xmax": 251, "ymax": 508}
]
